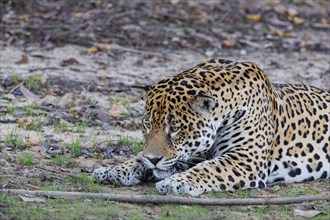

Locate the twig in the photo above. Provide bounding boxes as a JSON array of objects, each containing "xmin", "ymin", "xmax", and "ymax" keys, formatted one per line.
[
  {"xmin": 35, "ymin": 166, "xmax": 81, "ymax": 179},
  {"xmin": 9, "ymin": 82, "xmax": 23, "ymax": 94},
  {"xmin": 0, "ymin": 175, "xmax": 16, "ymax": 178},
  {"xmin": 312, "ymin": 23, "xmax": 330, "ymax": 29},
  {"xmin": 1, "ymin": 189, "xmax": 329, "ymax": 206}
]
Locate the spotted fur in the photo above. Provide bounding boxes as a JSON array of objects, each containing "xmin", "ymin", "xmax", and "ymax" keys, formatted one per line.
[{"xmin": 93, "ymin": 59, "xmax": 330, "ymax": 196}]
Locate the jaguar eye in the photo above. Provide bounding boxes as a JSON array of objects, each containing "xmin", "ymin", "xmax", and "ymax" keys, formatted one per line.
[
  {"xmin": 142, "ymin": 114, "xmax": 151, "ymax": 133},
  {"xmin": 143, "ymin": 123, "xmax": 151, "ymax": 133},
  {"xmin": 169, "ymin": 126, "xmax": 181, "ymax": 137}
]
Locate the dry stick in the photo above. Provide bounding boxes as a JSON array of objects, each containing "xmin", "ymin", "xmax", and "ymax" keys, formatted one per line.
[{"xmin": 1, "ymin": 189, "xmax": 329, "ymax": 206}]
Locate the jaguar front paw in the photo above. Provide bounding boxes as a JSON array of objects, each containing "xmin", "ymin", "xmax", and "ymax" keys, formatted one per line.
[
  {"xmin": 92, "ymin": 167, "xmax": 112, "ymax": 183},
  {"xmin": 155, "ymin": 174, "xmax": 204, "ymax": 196}
]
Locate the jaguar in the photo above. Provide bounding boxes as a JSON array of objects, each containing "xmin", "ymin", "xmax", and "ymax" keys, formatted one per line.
[{"xmin": 93, "ymin": 59, "xmax": 330, "ymax": 196}]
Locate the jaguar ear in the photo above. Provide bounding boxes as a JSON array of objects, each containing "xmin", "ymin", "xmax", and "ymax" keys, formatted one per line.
[
  {"xmin": 191, "ymin": 94, "xmax": 216, "ymax": 117},
  {"xmin": 130, "ymin": 85, "xmax": 151, "ymax": 100}
]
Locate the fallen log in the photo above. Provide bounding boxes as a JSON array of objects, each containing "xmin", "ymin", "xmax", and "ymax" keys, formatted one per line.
[{"xmin": 1, "ymin": 189, "xmax": 329, "ymax": 206}]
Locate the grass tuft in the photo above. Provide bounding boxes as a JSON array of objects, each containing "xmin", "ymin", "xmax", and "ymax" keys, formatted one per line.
[
  {"xmin": 17, "ymin": 151, "xmax": 34, "ymax": 166},
  {"xmin": 4, "ymin": 130, "xmax": 24, "ymax": 148},
  {"xmin": 49, "ymin": 154, "xmax": 75, "ymax": 167},
  {"xmin": 70, "ymin": 137, "xmax": 82, "ymax": 157}
]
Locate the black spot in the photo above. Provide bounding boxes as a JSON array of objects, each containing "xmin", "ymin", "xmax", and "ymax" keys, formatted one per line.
[
  {"xmin": 321, "ymin": 171, "xmax": 327, "ymax": 179},
  {"xmin": 273, "ymin": 177, "xmax": 285, "ymax": 183},
  {"xmin": 307, "ymin": 143, "xmax": 314, "ymax": 153},
  {"xmin": 306, "ymin": 165, "xmax": 313, "ymax": 173},
  {"xmin": 233, "ymin": 169, "xmax": 241, "ymax": 177},
  {"xmin": 220, "ymin": 184, "xmax": 226, "ymax": 191},
  {"xmin": 228, "ymin": 175, "xmax": 235, "ymax": 182},
  {"xmin": 187, "ymin": 90, "xmax": 196, "ymax": 95},
  {"xmin": 250, "ymin": 181, "xmax": 256, "ymax": 187},
  {"xmin": 314, "ymin": 154, "xmax": 320, "ymax": 160},
  {"xmin": 258, "ymin": 181, "xmax": 265, "ymax": 188},
  {"xmin": 316, "ymin": 162, "xmax": 323, "ymax": 172},
  {"xmin": 288, "ymin": 168, "xmax": 301, "ymax": 177},
  {"xmin": 303, "ymin": 176, "xmax": 315, "ymax": 182}
]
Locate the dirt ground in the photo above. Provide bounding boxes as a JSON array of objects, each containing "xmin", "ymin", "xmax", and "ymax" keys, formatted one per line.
[{"xmin": 0, "ymin": 0, "xmax": 329, "ymax": 219}]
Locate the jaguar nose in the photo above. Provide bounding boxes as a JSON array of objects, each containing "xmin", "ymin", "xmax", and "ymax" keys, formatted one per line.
[{"xmin": 146, "ymin": 156, "xmax": 163, "ymax": 166}]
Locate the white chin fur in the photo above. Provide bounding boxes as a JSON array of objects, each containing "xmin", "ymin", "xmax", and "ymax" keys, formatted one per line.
[{"xmin": 152, "ymin": 169, "xmax": 174, "ymax": 179}]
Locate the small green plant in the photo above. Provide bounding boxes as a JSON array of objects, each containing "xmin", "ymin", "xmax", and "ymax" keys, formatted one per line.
[
  {"xmin": 17, "ymin": 152, "xmax": 34, "ymax": 166},
  {"xmin": 28, "ymin": 114, "xmax": 45, "ymax": 131},
  {"xmin": 50, "ymin": 154, "xmax": 75, "ymax": 167},
  {"xmin": 12, "ymin": 68, "xmax": 21, "ymax": 85},
  {"xmin": 131, "ymin": 139, "xmax": 144, "ymax": 155},
  {"xmin": 4, "ymin": 130, "xmax": 23, "ymax": 148},
  {"xmin": 119, "ymin": 135, "xmax": 144, "ymax": 155},
  {"xmin": 76, "ymin": 119, "xmax": 87, "ymax": 134},
  {"xmin": 54, "ymin": 120, "xmax": 70, "ymax": 132},
  {"xmin": 91, "ymin": 135, "xmax": 97, "ymax": 148},
  {"xmin": 70, "ymin": 137, "xmax": 81, "ymax": 157},
  {"xmin": 121, "ymin": 98, "xmax": 130, "ymax": 107},
  {"xmin": 25, "ymin": 75, "xmax": 42, "ymax": 92},
  {"xmin": 42, "ymin": 183, "xmax": 61, "ymax": 191},
  {"xmin": 68, "ymin": 175, "xmax": 101, "ymax": 192},
  {"xmin": 3, "ymin": 152, "xmax": 10, "ymax": 162},
  {"xmin": 25, "ymin": 102, "xmax": 37, "ymax": 116},
  {"xmin": 105, "ymin": 135, "xmax": 114, "ymax": 146},
  {"xmin": 6, "ymin": 103, "xmax": 17, "ymax": 115},
  {"xmin": 120, "ymin": 110, "xmax": 131, "ymax": 117},
  {"xmin": 119, "ymin": 135, "xmax": 132, "ymax": 146}
]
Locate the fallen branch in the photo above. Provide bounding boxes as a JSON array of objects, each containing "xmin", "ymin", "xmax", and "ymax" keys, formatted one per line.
[{"xmin": 1, "ymin": 189, "xmax": 329, "ymax": 206}]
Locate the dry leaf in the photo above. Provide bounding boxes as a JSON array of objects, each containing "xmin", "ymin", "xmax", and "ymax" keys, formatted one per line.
[
  {"xmin": 18, "ymin": 15, "xmax": 29, "ymax": 22},
  {"xmin": 17, "ymin": 118, "xmax": 24, "ymax": 127},
  {"xmin": 35, "ymin": 76, "xmax": 47, "ymax": 84},
  {"xmin": 61, "ymin": 58, "xmax": 79, "ymax": 66},
  {"xmin": 19, "ymin": 195, "xmax": 46, "ymax": 203},
  {"xmin": 25, "ymin": 117, "xmax": 34, "ymax": 126},
  {"xmin": 286, "ymin": 8, "xmax": 298, "ymax": 17},
  {"xmin": 271, "ymin": 29, "xmax": 293, "ymax": 37},
  {"xmin": 94, "ymin": 43, "xmax": 121, "ymax": 51},
  {"xmin": 256, "ymin": 194, "xmax": 278, "ymax": 198},
  {"xmin": 25, "ymin": 183, "xmax": 42, "ymax": 190},
  {"xmin": 109, "ymin": 102, "xmax": 128, "ymax": 118},
  {"xmin": 68, "ymin": 107, "xmax": 81, "ymax": 115},
  {"xmin": 246, "ymin": 14, "xmax": 262, "ymax": 22},
  {"xmin": 20, "ymin": 84, "xmax": 40, "ymax": 101},
  {"xmin": 72, "ymin": 12, "xmax": 91, "ymax": 19},
  {"xmin": 292, "ymin": 16, "xmax": 304, "ymax": 25},
  {"xmin": 98, "ymin": 76, "xmax": 109, "ymax": 86},
  {"xmin": 87, "ymin": 46, "xmax": 99, "ymax": 53},
  {"xmin": 15, "ymin": 54, "xmax": 28, "ymax": 64},
  {"xmin": 42, "ymin": 14, "xmax": 55, "ymax": 20},
  {"xmin": 170, "ymin": 0, "xmax": 181, "ymax": 5},
  {"xmin": 294, "ymin": 209, "xmax": 322, "ymax": 218},
  {"xmin": 222, "ymin": 39, "xmax": 236, "ymax": 48},
  {"xmin": 320, "ymin": 18, "xmax": 329, "ymax": 24}
]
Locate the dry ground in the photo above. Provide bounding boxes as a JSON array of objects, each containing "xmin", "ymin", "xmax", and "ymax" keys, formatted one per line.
[{"xmin": 1, "ymin": 0, "xmax": 329, "ymax": 219}]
